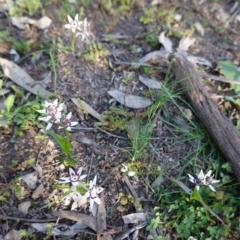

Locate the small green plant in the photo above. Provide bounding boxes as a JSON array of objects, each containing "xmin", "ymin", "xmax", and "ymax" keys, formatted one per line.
[
  {"xmin": 97, "ymin": 106, "xmax": 134, "ymax": 132},
  {"xmin": 20, "ymin": 230, "xmax": 36, "ymax": 240},
  {"xmin": 140, "ymin": 65, "xmax": 152, "ymax": 75},
  {"xmin": 0, "ymin": 189, "xmax": 10, "ymax": 202},
  {"xmin": 83, "ymin": 42, "xmax": 109, "ymax": 63},
  {"xmin": 10, "ymin": 177, "xmax": 23, "ymax": 197},
  {"xmin": 140, "ymin": 5, "xmax": 176, "ymax": 25},
  {"xmin": 9, "ymin": 0, "xmax": 41, "ymax": 16},
  {"xmin": 139, "ymin": 6, "xmax": 157, "ymax": 24},
  {"xmin": 0, "ymin": 30, "xmax": 32, "ymax": 55},
  {"xmin": 119, "ymin": 192, "xmax": 141, "ymax": 208},
  {"xmin": 99, "ymin": 0, "xmax": 115, "ymax": 15},
  {"xmin": 0, "ymin": 95, "xmax": 42, "ymax": 135},
  {"xmin": 141, "ymin": 30, "xmax": 160, "ymax": 48},
  {"xmin": 114, "ymin": 0, "xmax": 134, "ymax": 18}
]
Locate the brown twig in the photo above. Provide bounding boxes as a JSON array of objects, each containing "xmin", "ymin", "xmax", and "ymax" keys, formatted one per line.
[{"xmin": 0, "ymin": 214, "xmax": 57, "ymax": 223}]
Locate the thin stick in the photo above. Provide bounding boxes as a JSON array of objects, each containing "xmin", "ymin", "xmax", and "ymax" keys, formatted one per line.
[{"xmin": 199, "ymin": 73, "xmax": 240, "ymax": 85}]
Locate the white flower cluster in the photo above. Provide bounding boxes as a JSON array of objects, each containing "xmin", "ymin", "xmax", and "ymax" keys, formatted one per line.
[
  {"xmin": 59, "ymin": 167, "xmax": 104, "ymax": 212},
  {"xmin": 38, "ymin": 99, "xmax": 78, "ymax": 131},
  {"xmin": 65, "ymin": 14, "xmax": 89, "ymax": 41},
  {"xmin": 188, "ymin": 169, "xmax": 220, "ymax": 192}
]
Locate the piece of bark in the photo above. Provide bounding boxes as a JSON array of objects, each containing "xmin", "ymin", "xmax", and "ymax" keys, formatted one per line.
[
  {"xmin": 97, "ymin": 193, "xmax": 113, "ymax": 240},
  {"xmin": 172, "ymin": 52, "xmax": 240, "ymax": 182}
]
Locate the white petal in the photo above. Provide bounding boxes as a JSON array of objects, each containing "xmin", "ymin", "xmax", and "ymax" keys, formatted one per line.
[
  {"xmin": 77, "ymin": 167, "xmax": 82, "ymax": 175},
  {"xmin": 71, "ymin": 121, "xmax": 78, "ymax": 126},
  {"xmin": 212, "ymin": 179, "xmax": 220, "ymax": 183},
  {"xmin": 66, "ymin": 112, "xmax": 72, "ymax": 120},
  {"xmin": 67, "ymin": 15, "xmax": 73, "ymax": 23},
  {"xmin": 208, "ymin": 185, "xmax": 216, "ymax": 192},
  {"xmin": 39, "ymin": 116, "xmax": 50, "ymax": 122},
  {"xmin": 94, "ymin": 197, "xmax": 101, "ymax": 205},
  {"xmin": 84, "ymin": 191, "xmax": 90, "ymax": 199},
  {"xmin": 198, "ymin": 170, "xmax": 205, "ymax": 180},
  {"xmin": 57, "ymin": 102, "xmax": 64, "ymax": 112},
  {"xmin": 42, "ymin": 101, "xmax": 50, "ymax": 107},
  {"xmin": 205, "ymin": 170, "xmax": 212, "ymax": 177},
  {"xmin": 37, "ymin": 109, "xmax": 46, "ymax": 114},
  {"xmin": 71, "ymin": 201, "xmax": 78, "ymax": 210},
  {"xmin": 89, "ymin": 199, "xmax": 94, "ymax": 211},
  {"xmin": 128, "ymin": 171, "xmax": 136, "ymax": 177},
  {"xmin": 92, "ymin": 176, "xmax": 97, "ymax": 185},
  {"xmin": 53, "ymin": 99, "xmax": 58, "ymax": 107},
  {"xmin": 59, "ymin": 177, "xmax": 71, "ymax": 183},
  {"xmin": 196, "ymin": 185, "xmax": 200, "ymax": 191},
  {"xmin": 79, "ymin": 174, "xmax": 87, "ymax": 180},
  {"xmin": 69, "ymin": 168, "xmax": 75, "ymax": 176},
  {"xmin": 74, "ymin": 14, "xmax": 79, "ymax": 22},
  {"xmin": 188, "ymin": 174, "xmax": 195, "ymax": 182},
  {"xmin": 65, "ymin": 23, "xmax": 72, "ymax": 29},
  {"xmin": 46, "ymin": 122, "xmax": 53, "ymax": 130}
]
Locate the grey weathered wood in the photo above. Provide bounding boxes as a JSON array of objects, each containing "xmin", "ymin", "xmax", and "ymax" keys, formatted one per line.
[{"xmin": 172, "ymin": 52, "xmax": 240, "ymax": 182}]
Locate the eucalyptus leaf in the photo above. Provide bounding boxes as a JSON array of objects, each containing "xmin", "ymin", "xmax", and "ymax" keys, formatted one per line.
[{"xmin": 217, "ymin": 61, "xmax": 240, "ymax": 94}]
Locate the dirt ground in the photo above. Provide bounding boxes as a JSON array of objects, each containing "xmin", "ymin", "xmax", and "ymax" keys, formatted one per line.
[{"xmin": 0, "ymin": 0, "xmax": 240, "ymax": 239}]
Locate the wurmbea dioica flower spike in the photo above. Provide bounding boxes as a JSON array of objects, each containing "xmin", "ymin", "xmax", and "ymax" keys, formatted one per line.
[
  {"xmin": 76, "ymin": 18, "xmax": 89, "ymax": 41},
  {"xmin": 59, "ymin": 112, "xmax": 78, "ymax": 131},
  {"xmin": 65, "ymin": 14, "xmax": 81, "ymax": 33},
  {"xmin": 202, "ymin": 170, "xmax": 220, "ymax": 192},
  {"xmin": 59, "ymin": 167, "xmax": 87, "ymax": 186},
  {"xmin": 188, "ymin": 169, "xmax": 220, "ymax": 192},
  {"xmin": 38, "ymin": 99, "xmax": 64, "ymax": 130},
  {"xmin": 85, "ymin": 176, "xmax": 104, "ymax": 212},
  {"xmin": 38, "ymin": 99, "xmax": 78, "ymax": 131}
]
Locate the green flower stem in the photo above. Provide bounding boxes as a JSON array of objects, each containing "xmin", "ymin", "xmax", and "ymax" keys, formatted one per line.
[{"xmin": 71, "ymin": 32, "xmax": 76, "ymax": 53}]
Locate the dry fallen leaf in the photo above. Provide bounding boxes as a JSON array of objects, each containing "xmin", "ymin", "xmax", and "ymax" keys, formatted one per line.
[
  {"xmin": 10, "ymin": 16, "xmax": 29, "ymax": 29},
  {"xmin": 18, "ymin": 200, "xmax": 32, "ymax": 215},
  {"xmin": 186, "ymin": 55, "xmax": 212, "ymax": 67},
  {"xmin": 0, "ymin": 88, "xmax": 10, "ymax": 96},
  {"xmin": 3, "ymin": 229, "xmax": 21, "ymax": 240},
  {"xmin": 33, "ymin": 163, "xmax": 43, "ymax": 177},
  {"xmin": 71, "ymin": 98, "xmax": 104, "ymax": 122},
  {"xmin": 0, "ymin": 58, "xmax": 52, "ymax": 98},
  {"xmin": 194, "ymin": 22, "xmax": 205, "ymax": 36},
  {"xmin": 32, "ymin": 184, "xmax": 44, "ymax": 199},
  {"xmin": 20, "ymin": 171, "xmax": 38, "ymax": 189},
  {"xmin": 11, "ymin": 16, "xmax": 52, "ymax": 30},
  {"xmin": 28, "ymin": 16, "xmax": 52, "ymax": 29},
  {"xmin": 139, "ymin": 75, "xmax": 162, "ymax": 89},
  {"xmin": 31, "ymin": 223, "xmax": 76, "ymax": 237},
  {"xmin": 158, "ymin": 32, "xmax": 173, "ymax": 53},
  {"xmin": 178, "ymin": 37, "xmax": 196, "ymax": 52},
  {"xmin": 108, "ymin": 89, "xmax": 152, "ymax": 109},
  {"xmin": 122, "ymin": 213, "xmax": 149, "ymax": 224}
]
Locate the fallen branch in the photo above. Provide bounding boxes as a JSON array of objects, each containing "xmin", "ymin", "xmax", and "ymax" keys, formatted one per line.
[{"xmin": 172, "ymin": 52, "xmax": 240, "ymax": 182}]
